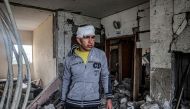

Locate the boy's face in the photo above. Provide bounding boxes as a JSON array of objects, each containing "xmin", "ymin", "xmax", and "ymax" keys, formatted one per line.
[{"xmin": 76, "ymin": 35, "xmax": 95, "ymax": 51}]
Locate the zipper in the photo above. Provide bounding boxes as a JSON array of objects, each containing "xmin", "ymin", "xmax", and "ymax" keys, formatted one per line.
[
  {"xmin": 74, "ymin": 48, "xmax": 93, "ymax": 107},
  {"xmin": 82, "ymin": 49, "xmax": 92, "ymax": 107},
  {"xmin": 82, "ymin": 65, "xmax": 86, "ymax": 107},
  {"xmin": 74, "ymin": 55, "xmax": 85, "ymax": 107}
]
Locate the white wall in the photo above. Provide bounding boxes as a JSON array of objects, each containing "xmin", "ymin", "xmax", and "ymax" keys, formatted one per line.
[
  {"xmin": 101, "ymin": 2, "xmax": 150, "ymax": 48},
  {"xmin": 33, "ymin": 15, "xmax": 56, "ymax": 87}
]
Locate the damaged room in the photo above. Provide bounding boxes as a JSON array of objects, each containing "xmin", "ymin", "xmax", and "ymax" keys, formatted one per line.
[{"xmin": 0, "ymin": 0, "xmax": 190, "ymax": 109}]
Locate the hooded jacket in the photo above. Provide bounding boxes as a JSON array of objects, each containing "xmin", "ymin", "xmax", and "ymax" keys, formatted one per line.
[{"xmin": 61, "ymin": 46, "xmax": 112, "ymax": 107}]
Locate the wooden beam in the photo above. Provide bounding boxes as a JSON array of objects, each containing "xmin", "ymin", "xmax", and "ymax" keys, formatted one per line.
[
  {"xmin": 27, "ymin": 77, "xmax": 61, "ymax": 109},
  {"xmin": 133, "ymin": 48, "xmax": 142, "ymax": 100},
  {"xmin": 118, "ymin": 43, "xmax": 122, "ymax": 81},
  {"xmin": 132, "ymin": 27, "xmax": 142, "ymax": 101},
  {"xmin": 105, "ymin": 40, "xmax": 110, "ymax": 66}
]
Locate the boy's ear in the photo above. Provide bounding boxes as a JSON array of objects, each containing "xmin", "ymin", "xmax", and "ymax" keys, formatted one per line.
[{"xmin": 76, "ymin": 38, "xmax": 81, "ymax": 45}]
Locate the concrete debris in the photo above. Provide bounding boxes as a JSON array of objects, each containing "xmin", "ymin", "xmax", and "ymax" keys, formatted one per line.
[
  {"xmin": 127, "ymin": 100, "xmax": 145, "ymax": 109},
  {"xmin": 162, "ymin": 101, "xmax": 170, "ymax": 109},
  {"xmin": 127, "ymin": 102, "xmax": 135, "ymax": 109},
  {"xmin": 43, "ymin": 104, "xmax": 55, "ymax": 109},
  {"xmin": 140, "ymin": 96, "xmax": 171, "ymax": 109},
  {"xmin": 110, "ymin": 78, "xmax": 132, "ymax": 109},
  {"xmin": 145, "ymin": 95, "xmax": 153, "ymax": 102},
  {"xmin": 119, "ymin": 89, "xmax": 131, "ymax": 97},
  {"xmin": 120, "ymin": 103, "xmax": 127, "ymax": 109},
  {"xmin": 120, "ymin": 98, "xmax": 127, "ymax": 104},
  {"xmin": 140, "ymin": 102, "xmax": 160, "ymax": 109},
  {"xmin": 114, "ymin": 80, "xmax": 119, "ymax": 86}
]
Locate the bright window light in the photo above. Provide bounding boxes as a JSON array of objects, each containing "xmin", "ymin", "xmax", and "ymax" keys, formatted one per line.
[{"xmin": 12, "ymin": 45, "xmax": 32, "ymax": 64}]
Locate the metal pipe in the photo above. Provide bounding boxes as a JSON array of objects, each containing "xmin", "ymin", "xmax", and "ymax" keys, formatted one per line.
[
  {"xmin": 5, "ymin": 29, "xmax": 16, "ymax": 109},
  {"xmin": 0, "ymin": 0, "xmax": 31, "ymax": 108},
  {"xmin": 0, "ymin": 20, "xmax": 11, "ymax": 109},
  {"xmin": 21, "ymin": 51, "xmax": 31, "ymax": 109},
  {"xmin": 2, "ymin": 24, "xmax": 14, "ymax": 109},
  {"xmin": 3, "ymin": 0, "xmax": 23, "ymax": 108},
  {"xmin": 0, "ymin": 11, "xmax": 16, "ymax": 108}
]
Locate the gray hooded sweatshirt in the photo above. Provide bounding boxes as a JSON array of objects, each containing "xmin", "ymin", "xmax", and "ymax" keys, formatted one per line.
[{"xmin": 61, "ymin": 47, "xmax": 112, "ymax": 107}]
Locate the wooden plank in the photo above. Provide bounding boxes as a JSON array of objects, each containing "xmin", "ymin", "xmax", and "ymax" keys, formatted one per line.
[
  {"xmin": 105, "ymin": 40, "xmax": 110, "ymax": 66},
  {"xmin": 133, "ymin": 48, "xmax": 142, "ymax": 100},
  {"xmin": 118, "ymin": 43, "xmax": 122, "ymax": 81},
  {"xmin": 132, "ymin": 27, "xmax": 142, "ymax": 101}
]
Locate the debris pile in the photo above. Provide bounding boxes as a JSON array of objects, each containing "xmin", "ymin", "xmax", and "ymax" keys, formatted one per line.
[
  {"xmin": 112, "ymin": 78, "xmax": 132, "ymax": 109},
  {"xmin": 38, "ymin": 90, "xmax": 63, "ymax": 109},
  {"xmin": 100, "ymin": 78, "xmax": 132, "ymax": 109},
  {"xmin": 140, "ymin": 95, "xmax": 172, "ymax": 109}
]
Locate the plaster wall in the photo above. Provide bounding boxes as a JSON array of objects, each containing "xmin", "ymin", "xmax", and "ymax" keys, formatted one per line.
[
  {"xmin": 101, "ymin": 2, "xmax": 150, "ymax": 48},
  {"xmin": 150, "ymin": 0, "xmax": 190, "ymax": 103},
  {"xmin": 171, "ymin": 0, "xmax": 190, "ymax": 53},
  {"xmin": 33, "ymin": 15, "xmax": 56, "ymax": 87},
  {"xmin": 150, "ymin": 0, "xmax": 173, "ymax": 102}
]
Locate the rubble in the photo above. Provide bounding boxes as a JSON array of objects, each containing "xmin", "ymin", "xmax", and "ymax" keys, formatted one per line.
[
  {"xmin": 140, "ymin": 102, "xmax": 160, "ymax": 109},
  {"xmin": 43, "ymin": 104, "xmax": 55, "ymax": 109},
  {"xmin": 162, "ymin": 101, "xmax": 170, "ymax": 109},
  {"xmin": 140, "ymin": 96, "xmax": 172, "ymax": 109},
  {"xmin": 120, "ymin": 103, "xmax": 127, "ymax": 109},
  {"xmin": 26, "ymin": 77, "xmax": 155, "ymax": 109},
  {"xmin": 127, "ymin": 100, "xmax": 145, "ymax": 109},
  {"xmin": 145, "ymin": 95, "xmax": 153, "ymax": 102},
  {"xmin": 111, "ymin": 78, "xmax": 132, "ymax": 109},
  {"xmin": 120, "ymin": 98, "xmax": 127, "ymax": 104}
]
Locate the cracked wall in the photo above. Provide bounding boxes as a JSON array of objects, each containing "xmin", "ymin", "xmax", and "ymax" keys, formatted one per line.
[
  {"xmin": 150, "ymin": 0, "xmax": 173, "ymax": 103},
  {"xmin": 101, "ymin": 2, "xmax": 150, "ymax": 48},
  {"xmin": 150, "ymin": 0, "xmax": 190, "ymax": 104}
]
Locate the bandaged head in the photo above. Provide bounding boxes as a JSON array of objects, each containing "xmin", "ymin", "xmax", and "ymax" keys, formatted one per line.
[{"xmin": 76, "ymin": 25, "xmax": 95, "ymax": 38}]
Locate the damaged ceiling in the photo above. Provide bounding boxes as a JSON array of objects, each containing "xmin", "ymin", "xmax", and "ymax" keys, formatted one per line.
[
  {"xmin": 1, "ymin": 0, "xmax": 148, "ymax": 30},
  {"xmin": 8, "ymin": 0, "xmax": 149, "ymax": 18}
]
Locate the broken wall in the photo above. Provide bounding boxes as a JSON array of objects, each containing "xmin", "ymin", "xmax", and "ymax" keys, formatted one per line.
[
  {"xmin": 0, "ymin": 30, "xmax": 33, "ymax": 79},
  {"xmin": 172, "ymin": 0, "xmax": 190, "ymax": 53},
  {"xmin": 101, "ymin": 2, "xmax": 150, "ymax": 48},
  {"xmin": 150, "ymin": 0, "xmax": 173, "ymax": 103},
  {"xmin": 150, "ymin": 0, "xmax": 190, "ymax": 104},
  {"xmin": 33, "ymin": 15, "xmax": 56, "ymax": 87},
  {"xmin": 56, "ymin": 11, "xmax": 100, "ymax": 75}
]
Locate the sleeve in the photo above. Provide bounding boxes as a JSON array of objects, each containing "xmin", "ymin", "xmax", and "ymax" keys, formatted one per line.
[
  {"xmin": 100, "ymin": 52, "xmax": 113, "ymax": 99},
  {"xmin": 61, "ymin": 58, "xmax": 71, "ymax": 102}
]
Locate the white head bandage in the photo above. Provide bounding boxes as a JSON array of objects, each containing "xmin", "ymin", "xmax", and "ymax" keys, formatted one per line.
[{"xmin": 76, "ymin": 25, "xmax": 95, "ymax": 38}]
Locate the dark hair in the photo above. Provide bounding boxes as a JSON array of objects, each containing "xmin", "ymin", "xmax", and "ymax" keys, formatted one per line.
[{"xmin": 78, "ymin": 24, "xmax": 91, "ymax": 27}]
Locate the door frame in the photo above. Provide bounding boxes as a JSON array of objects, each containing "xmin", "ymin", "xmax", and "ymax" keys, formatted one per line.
[{"xmin": 105, "ymin": 34, "xmax": 142, "ymax": 101}]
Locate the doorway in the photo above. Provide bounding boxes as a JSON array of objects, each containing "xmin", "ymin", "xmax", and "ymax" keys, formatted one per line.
[{"xmin": 105, "ymin": 36, "xmax": 134, "ymax": 82}]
